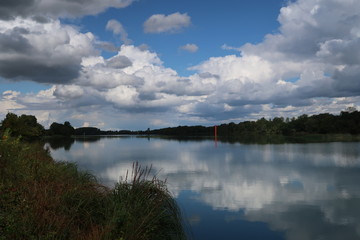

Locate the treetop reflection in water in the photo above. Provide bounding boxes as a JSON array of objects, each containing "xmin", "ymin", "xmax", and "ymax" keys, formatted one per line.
[{"xmin": 47, "ymin": 137, "xmax": 360, "ymax": 240}]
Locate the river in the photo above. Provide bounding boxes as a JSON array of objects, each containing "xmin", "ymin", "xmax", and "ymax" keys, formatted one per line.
[{"xmin": 46, "ymin": 136, "xmax": 360, "ymax": 240}]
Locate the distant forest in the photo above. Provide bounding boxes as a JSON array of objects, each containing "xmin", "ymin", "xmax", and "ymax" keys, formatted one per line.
[
  {"xmin": 1, "ymin": 108, "xmax": 360, "ymax": 139},
  {"xmin": 150, "ymin": 108, "xmax": 360, "ymax": 137}
]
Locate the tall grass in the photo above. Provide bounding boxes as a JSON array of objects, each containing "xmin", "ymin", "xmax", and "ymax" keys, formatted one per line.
[
  {"xmin": 109, "ymin": 162, "xmax": 186, "ymax": 240},
  {"xmin": 0, "ymin": 131, "xmax": 186, "ymax": 240}
]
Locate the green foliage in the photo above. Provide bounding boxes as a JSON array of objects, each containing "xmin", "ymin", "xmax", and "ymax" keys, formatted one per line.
[
  {"xmin": 0, "ymin": 113, "xmax": 45, "ymax": 139},
  {"xmin": 149, "ymin": 110, "xmax": 360, "ymax": 139},
  {"xmin": 0, "ymin": 134, "xmax": 186, "ymax": 240},
  {"xmin": 49, "ymin": 122, "xmax": 75, "ymax": 136},
  {"xmin": 0, "ymin": 135, "xmax": 110, "ymax": 239},
  {"xmin": 74, "ymin": 127, "xmax": 101, "ymax": 136},
  {"xmin": 151, "ymin": 125, "xmax": 212, "ymax": 136},
  {"xmin": 109, "ymin": 162, "xmax": 186, "ymax": 240}
]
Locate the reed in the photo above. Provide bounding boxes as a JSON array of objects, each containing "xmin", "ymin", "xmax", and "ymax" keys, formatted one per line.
[{"xmin": 108, "ymin": 162, "xmax": 186, "ymax": 240}]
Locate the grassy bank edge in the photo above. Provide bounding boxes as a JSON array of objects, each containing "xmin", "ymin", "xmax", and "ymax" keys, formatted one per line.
[{"xmin": 0, "ymin": 133, "xmax": 186, "ymax": 240}]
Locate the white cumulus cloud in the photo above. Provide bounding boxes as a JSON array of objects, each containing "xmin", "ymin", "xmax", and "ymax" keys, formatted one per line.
[
  {"xmin": 188, "ymin": 0, "xmax": 360, "ymax": 120},
  {"xmin": 106, "ymin": 19, "xmax": 132, "ymax": 44},
  {"xmin": 143, "ymin": 12, "xmax": 191, "ymax": 34},
  {"xmin": 180, "ymin": 43, "xmax": 199, "ymax": 53},
  {"xmin": 0, "ymin": 0, "xmax": 134, "ymax": 20},
  {"xmin": 0, "ymin": 18, "xmax": 97, "ymax": 83}
]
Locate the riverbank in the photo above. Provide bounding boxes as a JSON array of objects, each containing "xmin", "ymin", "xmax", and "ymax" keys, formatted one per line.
[{"xmin": 0, "ymin": 134, "xmax": 186, "ymax": 240}]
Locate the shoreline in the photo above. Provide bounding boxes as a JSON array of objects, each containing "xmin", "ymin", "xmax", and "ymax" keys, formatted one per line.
[{"xmin": 0, "ymin": 136, "xmax": 186, "ymax": 240}]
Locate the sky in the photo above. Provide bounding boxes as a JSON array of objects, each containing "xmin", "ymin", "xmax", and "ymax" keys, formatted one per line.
[{"xmin": 1, "ymin": 0, "xmax": 360, "ymax": 130}]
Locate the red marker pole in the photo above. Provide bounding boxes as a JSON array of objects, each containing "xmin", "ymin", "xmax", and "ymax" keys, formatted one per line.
[{"xmin": 214, "ymin": 125, "xmax": 218, "ymax": 147}]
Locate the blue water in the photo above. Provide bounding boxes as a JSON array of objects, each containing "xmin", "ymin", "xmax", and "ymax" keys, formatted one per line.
[
  {"xmin": 178, "ymin": 190, "xmax": 285, "ymax": 240},
  {"xmin": 47, "ymin": 137, "xmax": 360, "ymax": 240}
]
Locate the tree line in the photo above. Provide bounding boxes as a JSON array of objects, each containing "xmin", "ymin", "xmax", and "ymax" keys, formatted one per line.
[
  {"xmin": 216, "ymin": 109, "xmax": 360, "ymax": 137},
  {"xmin": 0, "ymin": 113, "xmax": 120, "ymax": 139},
  {"xmin": 0, "ymin": 113, "xmax": 45, "ymax": 139},
  {"xmin": 1, "ymin": 109, "xmax": 360, "ymax": 140},
  {"xmin": 0, "ymin": 113, "xmax": 76, "ymax": 139},
  {"xmin": 148, "ymin": 108, "xmax": 360, "ymax": 137}
]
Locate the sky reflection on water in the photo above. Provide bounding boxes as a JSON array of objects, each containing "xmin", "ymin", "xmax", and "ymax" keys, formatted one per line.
[{"xmin": 47, "ymin": 137, "xmax": 360, "ymax": 240}]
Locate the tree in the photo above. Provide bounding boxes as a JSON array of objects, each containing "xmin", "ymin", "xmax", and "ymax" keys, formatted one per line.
[
  {"xmin": 0, "ymin": 113, "xmax": 45, "ymax": 139},
  {"xmin": 1, "ymin": 113, "xmax": 18, "ymax": 130},
  {"xmin": 49, "ymin": 121, "xmax": 75, "ymax": 136}
]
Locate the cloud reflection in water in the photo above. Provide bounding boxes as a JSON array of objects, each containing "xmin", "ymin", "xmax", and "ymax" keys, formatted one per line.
[{"xmin": 49, "ymin": 137, "xmax": 360, "ymax": 240}]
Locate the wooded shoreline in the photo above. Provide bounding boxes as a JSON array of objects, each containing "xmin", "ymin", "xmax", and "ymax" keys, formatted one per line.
[{"xmin": 1, "ymin": 109, "xmax": 360, "ymax": 140}]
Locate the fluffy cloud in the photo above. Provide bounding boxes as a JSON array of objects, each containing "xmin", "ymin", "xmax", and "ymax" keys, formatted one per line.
[
  {"xmin": 180, "ymin": 43, "xmax": 199, "ymax": 53},
  {"xmin": 0, "ymin": 90, "xmax": 25, "ymax": 113},
  {"xmin": 106, "ymin": 19, "xmax": 132, "ymax": 45},
  {"xmin": 95, "ymin": 41, "xmax": 120, "ymax": 52},
  {"xmin": 143, "ymin": 12, "xmax": 191, "ymax": 34},
  {"xmin": 106, "ymin": 55, "xmax": 132, "ymax": 69},
  {"xmin": 0, "ymin": 0, "xmax": 134, "ymax": 20},
  {"xmin": 23, "ymin": 45, "xmax": 198, "ymax": 116},
  {"xmin": 0, "ymin": 43, "xmax": 218, "ymax": 128},
  {"xmin": 77, "ymin": 45, "xmax": 211, "ymax": 111},
  {"xmin": 0, "ymin": 18, "xmax": 96, "ymax": 83},
  {"xmin": 188, "ymin": 0, "xmax": 360, "ymax": 120}
]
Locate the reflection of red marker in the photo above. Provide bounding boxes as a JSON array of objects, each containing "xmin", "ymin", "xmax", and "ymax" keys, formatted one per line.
[{"xmin": 214, "ymin": 125, "xmax": 218, "ymax": 148}]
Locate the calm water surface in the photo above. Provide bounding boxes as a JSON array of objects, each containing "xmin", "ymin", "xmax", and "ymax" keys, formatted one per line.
[{"xmin": 46, "ymin": 137, "xmax": 360, "ymax": 240}]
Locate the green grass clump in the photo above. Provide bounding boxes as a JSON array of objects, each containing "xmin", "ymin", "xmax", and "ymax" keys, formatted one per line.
[
  {"xmin": 110, "ymin": 163, "xmax": 186, "ymax": 240},
  {"xmin": 0, "ymin": 130, "xmax": 186, "ymax": 240}
]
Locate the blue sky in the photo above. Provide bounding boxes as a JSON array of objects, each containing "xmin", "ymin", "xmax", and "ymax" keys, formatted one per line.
[
  {"xmin": 78, "ymin": 0, "xmax": 283, "ymax": 75},
  {"xmin": 1, "ymin": 0, "xmax": 360, "ymax": 130}
]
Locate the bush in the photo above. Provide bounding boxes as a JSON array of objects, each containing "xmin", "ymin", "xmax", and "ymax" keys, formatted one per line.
[{"xmin": 0, "ymin": 113, "xmax": 45, "ymax": 139}]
